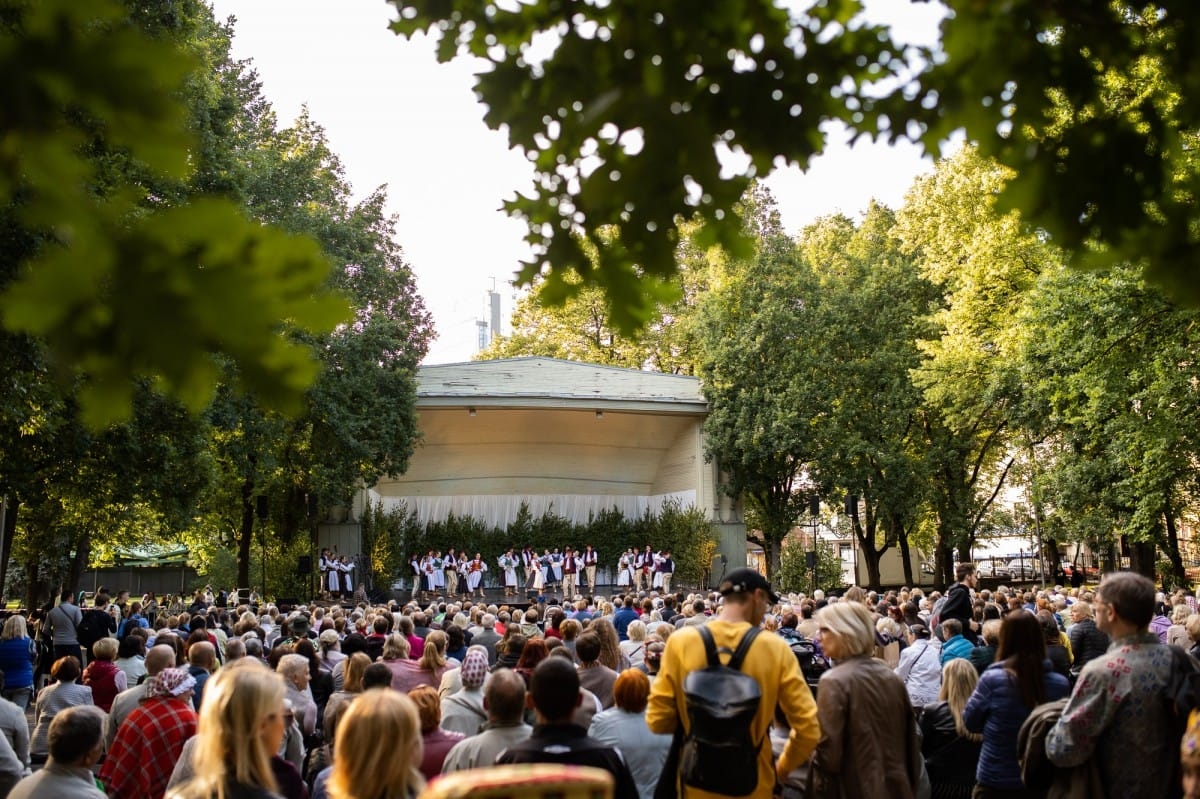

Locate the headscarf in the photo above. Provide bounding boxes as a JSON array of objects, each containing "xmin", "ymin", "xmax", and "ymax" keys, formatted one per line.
[
  {"xmin": 460, "ymin": 648, "xmax": 489, "ymax": 690},
  {"xmin": 149, "ymin": 667, "xmax": 196, "ymax": 699}
]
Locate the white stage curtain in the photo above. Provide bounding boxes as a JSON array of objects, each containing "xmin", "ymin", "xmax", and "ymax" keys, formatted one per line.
[{"xmin": 377, "ymin": 491, "xmax": 698, "ymax": 531}]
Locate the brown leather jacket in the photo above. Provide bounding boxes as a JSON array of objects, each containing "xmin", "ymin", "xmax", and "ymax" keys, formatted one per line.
[{"xmin": 809, "ymin": 655, "xmax": 922, "ymax": 799}]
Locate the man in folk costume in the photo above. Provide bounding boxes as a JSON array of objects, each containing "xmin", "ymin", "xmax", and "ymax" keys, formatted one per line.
[
  {"xmin": 641, "ymin": 545, "xmax": 654, "ymax": 592},
  {"xmin": 657, "ymin": 550, "xmax": 675, "ymax": 594},
  {"xmin": 583, "ymin": 544, "xmax": 599, "ymax": 595},
  {"xmin": 632, "ymin": 547, "xmax": 646, "ymax": 592},
  {"xmin": 498, "ymin": 549, "xmax": 519, "ymax": 596},
  {"xmin": 521, "ymin": 546, "xmax": 537, "ymax": 587},
  {"xmin": 319, "ymin": 549, "xmax": 334, "ymax": 597},
  {"xmin": 466, "ymin": 553, "xmax": 488, "ymax": 599},
  {"xmin": 443, "ymin": 548, "xmax": 460, "ymax": 598},
  {"xmin": 561, "ymin": 547, "xmax": 579, "ymax": 599},
  {"xmin": 410, "ymin": 553, "xmax": 423, "ymax": 597}
]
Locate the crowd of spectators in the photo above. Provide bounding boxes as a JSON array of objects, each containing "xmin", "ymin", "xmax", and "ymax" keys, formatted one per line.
[{"xmin": 0, "ymin": 567, "xmax": 1195, "ymax": 799}]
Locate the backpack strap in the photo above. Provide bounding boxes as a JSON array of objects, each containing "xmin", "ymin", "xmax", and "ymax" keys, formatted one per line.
[
  {"xmin": 697, "ymin": 624, "xmax": 761, "ymax": 670},
  {"xmin": 727, "ymin": 625, "xmax": 761, "ymax": 671},
  {"xmin": 697, "ymin": 625, "xmax": 720, "ymax": 667}
]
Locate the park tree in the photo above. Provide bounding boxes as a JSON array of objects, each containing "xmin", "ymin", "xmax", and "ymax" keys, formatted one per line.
[
  {"xmin": 798, "ymin": 206, "xmax": 935, "ymax": 589},
  {"xmin": 390, "ymin": 0, "xmax": 1200, "ymax": 332},
  {"xmin": 697, "ymin": 233, "xmax": 822, "ymax": 580},
  {"xmin": 1018, "ymin": 264, "xmax": 1200, "ymax": 586},
  {"xmin": 895, "ymin": 147, "xmax": 1060, "ymax": 585},
  {"xmin": 1, "ymin": 2, "xmax": 432, "ymax": 602},
  {"xmin": 0, "ymin": 0, "xmax": 348, "ymax": 426}
]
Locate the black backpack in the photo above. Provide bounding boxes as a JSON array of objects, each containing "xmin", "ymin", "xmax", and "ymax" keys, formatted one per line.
[
  {"xmin": 788, "ymin": 635, "xmax": 830, "ymax": 691},
  {"xmin": 679, "ymin": 625, "xmax": 763, "ymax": 796},
  {"xmin": 77, "ymin": 609, "xmax": 110, "ymax": 646}
]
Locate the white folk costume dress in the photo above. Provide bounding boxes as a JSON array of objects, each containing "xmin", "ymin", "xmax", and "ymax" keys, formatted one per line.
[
  {"xmin": 327, "ymin": 557, "xmax": 342, "ymax": 594},
  {"xmin": 432, "ymin": 555, "xmax": 445, "ymax": 590},
  {"xmin": 421, "ymin": 556, "xmax": 437, "ymax": 593},
  {"xmin": 498, "ymin": 554, "xmax": 518, "ymax": 589},
  {"xmin": 339, "ymin": 559, "xmax": 354, "ymax": 593},
  {"xmin": 465, "ymin": 558, "xmax": 487, "ymax": 592},
  {"xmin": 617, "ymin": 553, "xmax": 632, "ymax": 587}
]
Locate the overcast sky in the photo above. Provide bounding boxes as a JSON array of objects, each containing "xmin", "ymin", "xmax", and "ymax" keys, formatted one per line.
[{"xmin": 209, "ymin": 0, "xmax": 946, "ymax": 364}]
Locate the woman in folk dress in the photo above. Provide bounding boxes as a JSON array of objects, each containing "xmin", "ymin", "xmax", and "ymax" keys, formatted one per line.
[
  {"xmin": 432, "ymin": 552, "xmax": 445, "ymax": 592},
  {"xmin": 528, "ymin": 556, "xmax": 546, "ymax": 599},
  {"xmin": 616, "ymin": 551, "xmax": 632, "ymax": 588},
  {"xmin": 465, "ymin": 554, "xmax": 488, "ymax": 598}
]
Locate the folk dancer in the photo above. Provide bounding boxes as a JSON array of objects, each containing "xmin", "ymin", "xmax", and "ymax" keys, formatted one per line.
[
  {"xmin": 521, "ymin": 546, "xmax": 537, "ymax": 587},
  {"xmin": 339, "ymin": 556, "xmax": 355, "ymax": 598},
  {"xmin": 528, "ymin": 552, "xmax": 546, "ymax": 599},
  {"xmin": 466, "ymin": 554, "xmax": 488, "ymax": 599},
  {"xmin": 583, "ymin": 544, "xmax": 599, "ymax": 594},
  {"xmin": 327, "ymin": 552, "xmax": 342, "ymax": 597},
  {"xmin": 657, "ymin": 550, "xmax": 674, "ymax": 594},
  {"xmin": 498, "ymin": 549, "xmax": 519, "ymax": 597},
  {"xmin": 443, "ymin": 549, "xmax": 460, "ymax": 598},
  {"xmin": 549, "ymin": 548, "xmax": 564, "ymax": 592},
  {"xmin": 632, "ymin": 547, "xmax": 646, "ymax": 592},
  {"xmin": 640, "ymin": 545, "xmax": 654, "ymax": 592},
  {"xmin": 421, "ymin": 552, "xmax": 437, "ymax": 599},
  {"xmin": 561, "ymin": 547, "xmax": 579, "ymax": 599},
  {"xmin": 539, "ymin": 549, "xmax": 552, "ymax": 590},
  {"xmin": 457, "ymin": 556, "xmax": 473, "ymax": 599},
  {"xmin": 319, "ymin": 549, "xmax": 334, "ymax": 597},
  {"xmin": 432, "ymin": 551, "xmax": 445, "ymax": 594},
  {"xmin": 409, "ymin": 554, "xmax": 422, "ymax": 597},
  {"xmin": 651, "ymin": 551, "xmax": 664, "ymax": 590},
  {"xmin": 616, "ymin": 550, "xmax": 632, "ymax": 588}
]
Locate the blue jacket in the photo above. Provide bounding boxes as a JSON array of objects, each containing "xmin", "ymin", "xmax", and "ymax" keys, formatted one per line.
[
  {"xmin": 0, "ymin": 637, "xmax": 35, "ymax": 689},
  {"xmin": 940, "ymin": 634, "xmax": 973, "ymax": 665},
  {"xmin": 963, "ymin": 660, "xmax": 1070, "ymax": 789}
]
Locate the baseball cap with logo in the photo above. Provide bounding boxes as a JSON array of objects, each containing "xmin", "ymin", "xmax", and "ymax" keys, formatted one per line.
[{"xmin": 718, "ymin": 567, "xmax": 780, "ymax": 604}]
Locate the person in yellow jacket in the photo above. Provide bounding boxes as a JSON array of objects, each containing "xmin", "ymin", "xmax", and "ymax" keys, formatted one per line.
[{"xmin": 647, "ymin": 568, "xmax": 820, "ymax": 799}]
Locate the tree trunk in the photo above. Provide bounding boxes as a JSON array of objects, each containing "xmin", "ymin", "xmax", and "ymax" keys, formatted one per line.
[
  {"xmin": 238, "ymin": 477, "xmax": 255, "ymax": 591},
  {"xmin": 66, "ymin": 532, "xmax": 91, "ymax": 596},
  {"xmin": 24, "ymin": 560, "xmax": 51, "ymax": 613},
  {"xmin": 896, "ymin": 520, "xmax": 914, "ymax": 586},
  {"xmin": 0, "ymin": 496, "xmax": 16, "ymax": 601},
  {"xmin": 1163, "ymin": 507, "xmax": 1186, "ymax": 590},
  {"xmin": 1126, "ymin": 537, "xmax": 1157, "ymax": 582}
]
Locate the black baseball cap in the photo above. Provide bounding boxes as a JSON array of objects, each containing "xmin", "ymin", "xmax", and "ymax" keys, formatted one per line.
[{"xmin": 718, "ymin": 568, "xmax": 780, "ymax": 604}]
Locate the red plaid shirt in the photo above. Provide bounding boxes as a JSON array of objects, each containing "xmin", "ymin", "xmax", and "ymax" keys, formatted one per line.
[{"xmin": 100, "ymin": 695, "xmax": 197, "ymax": 799}]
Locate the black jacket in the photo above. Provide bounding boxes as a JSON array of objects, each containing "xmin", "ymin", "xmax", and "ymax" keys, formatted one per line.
[{"xmin": 497, "ymin": 723, "xmax": 638, "ymax": 799}]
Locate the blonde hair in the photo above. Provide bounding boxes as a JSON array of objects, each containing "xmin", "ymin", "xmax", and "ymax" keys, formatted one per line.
[
  {"xmin": 814, "ymin": 602, "xmax": 875, "ymax": 658},
  {"xmin": 627, "ymin": 620, "xmax": 647, "ymax": 642},
  {"xmin": 1, "ymin": 615, "xmax": 27, "ymax": 640},
  {"xmin": 939, "ymin": 658, "xmax": 983, "ymax": 742},
  {"xmin": 329, "ymin": 689, "xmax": 425, "ymax": 799},
  {"xmin": 590, "ymin": 617, "xmax": 624, "ymax": 671},
  {"xmin": 418, "ymin": 630, "xmax": 447, "ymax": 673},
  {"xmin": 91, "ymin": 637, "xmax": 118, "ymax": 660},
  {"xmin": 170, "ymin": 661, "xmax": 283, "ymax": 799},
  {"xmin": 382, "ymin": 633, "xmax": 410, "ymax": 661},
  {"xmin": 343, "ymin": 652, "xmax": 371, "ymax": 693}
]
